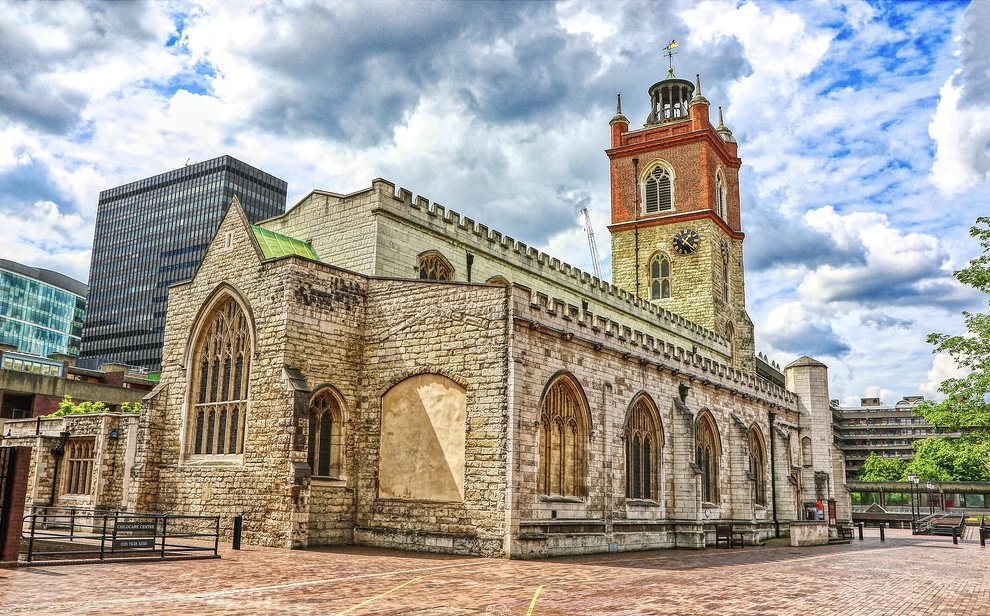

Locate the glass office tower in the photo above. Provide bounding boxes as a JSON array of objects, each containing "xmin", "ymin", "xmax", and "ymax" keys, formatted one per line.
[
  {"xmin": 80, "ymin": 155, "xmax": 287, "ymax": 371},
  {"xmin": 0, "ymin": 259, "xmax": 87, "ymax": 357}
]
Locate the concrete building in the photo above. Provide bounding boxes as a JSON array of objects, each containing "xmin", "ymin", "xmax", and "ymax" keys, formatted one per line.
[
  {"xmin": 0, "ymin": 346, "xmax": 154, "ymax": 425},
  {"xmin": 6, "ymin": 64, "xmax": 851, "ymax": 558},
  {"xmin": 831, "ymin": 396, "xmax": 956, "ymax": 481},
  {"xmin": 79, "ymin": 156, "xmax": 287, "ymax": 372},
  {"xmin": 0, "ymin": 259, "xmax": 86, "ymax": 358}
]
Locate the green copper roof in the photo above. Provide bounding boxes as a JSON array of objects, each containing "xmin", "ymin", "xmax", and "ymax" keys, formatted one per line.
[{"xmin": 251, "ymin": 226, "xmax": 320, "ymax": 261}]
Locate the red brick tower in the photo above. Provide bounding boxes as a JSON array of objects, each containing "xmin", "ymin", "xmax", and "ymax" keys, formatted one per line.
[{"xmin": 606, "ymin": 66, "xmax": 754, "ymax": 370}]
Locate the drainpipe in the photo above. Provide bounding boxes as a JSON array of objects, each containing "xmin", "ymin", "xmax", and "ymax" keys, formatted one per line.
[
  {"xmin": 768, "ymin": 412, "xmax": 780, "ymax": 538},
  {"xmin": 632, "ymin": 157, "xmax": 640, "ymax": 298}
]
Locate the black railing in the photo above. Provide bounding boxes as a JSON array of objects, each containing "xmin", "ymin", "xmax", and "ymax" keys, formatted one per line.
[{"xmin": 22, "ymin": 507, "xmax": 220, "ymax": 564}]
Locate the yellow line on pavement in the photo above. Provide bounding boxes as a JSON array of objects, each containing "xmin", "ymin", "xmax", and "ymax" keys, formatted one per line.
[
  {"xmin": 335, "ymin": 576, "xmax": 422, "ymax": 615},
  {"xmin": 526, "ymin": 585, "xmax": 544, "ymax": 615}
]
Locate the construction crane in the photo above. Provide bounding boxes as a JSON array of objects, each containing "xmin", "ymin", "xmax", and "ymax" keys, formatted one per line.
[{"xmin": 581, "ymin": 207, "xmax": 604, "ymax": 280}]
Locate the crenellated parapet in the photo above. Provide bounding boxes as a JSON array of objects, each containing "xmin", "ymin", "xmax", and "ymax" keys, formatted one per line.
[
  {"xmin": 508, "ymin": 284, "xmax": 796, "ymax": 410},
  {"xmin": 373, "ymin": 178, "xmax": 731, "ymax": 356}
]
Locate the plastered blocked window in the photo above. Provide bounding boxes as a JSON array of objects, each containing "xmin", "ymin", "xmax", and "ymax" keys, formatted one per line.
[{"xmin": 379, "ymin": 374, "xmax": 466, "ymax": 501}]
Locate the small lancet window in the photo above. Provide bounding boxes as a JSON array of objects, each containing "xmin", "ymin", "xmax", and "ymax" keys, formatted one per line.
[
  {"xmin": 650, "ymin": 254, "xmax": 671, "ymax": 300},
  {"xmin": 308, "ymin": 389, "xmax": 344, "ymax": 478},
  {"xmin": 715, "ymin": 171, "xmax": 727, "ymax": 219}
]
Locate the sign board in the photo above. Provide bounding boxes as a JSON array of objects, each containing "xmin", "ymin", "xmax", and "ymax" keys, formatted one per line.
[
  {"xmin": 116, "ymin": 521, "xmax": 157, "ymax": 533},
  {"xmin": 113, "ymin": 538, "xmax": 156, "ymax": 550}
]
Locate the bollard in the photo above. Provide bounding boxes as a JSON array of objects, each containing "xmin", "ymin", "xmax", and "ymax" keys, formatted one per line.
[
  {"xmin": 879, "ymin": 524, "xmax": 885, "ymax": 542},
  {"xmin": 857, "ymin": 522, "xmax": 864, "ymax": 541},
  {"xmin": 981, "ymin": 517, "xmax": 986, "ymax": 547},
  {"xmin": 233, "ymin": 515, "xmax": 243, "ymax": 550},
  {"xmin": 952, "ymin": 527, "xmax": 958, "ymax": 545}
]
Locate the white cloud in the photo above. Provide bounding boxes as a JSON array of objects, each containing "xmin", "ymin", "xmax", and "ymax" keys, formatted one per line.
[
  {"xmin": 929, "ymin": 76, "xmax": 990, "ymax": 193},
  {"xmin": 918, "ymin": 353, "xmax": 968, "ymax": 400},
  {"xmin": 797, "ymin": 206, "xmax": 953, "ymax": 307}
]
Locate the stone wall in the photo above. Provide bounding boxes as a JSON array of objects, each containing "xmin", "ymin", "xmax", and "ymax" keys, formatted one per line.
[
  {"xmin": 504, "ymin": 285, "xmax": 798, "ymax": 557},
  {"xmin": 352, "ymin": 279, "xmax": 510, "ymax": 556}
]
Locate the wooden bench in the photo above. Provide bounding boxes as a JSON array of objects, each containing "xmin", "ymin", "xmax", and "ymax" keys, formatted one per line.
[
  {"xmin": 837, "ymin": 523, "xmax": 854, "ymax": 540},
  {"xmin": 715, "ymin": 524, "xmax": 744, "ymax": 548}
]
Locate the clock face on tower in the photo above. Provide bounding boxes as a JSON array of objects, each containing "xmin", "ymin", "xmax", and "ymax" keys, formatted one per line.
[{"xmin": 672, "ymin": 229, "xmax": 700, "ymax": 254}]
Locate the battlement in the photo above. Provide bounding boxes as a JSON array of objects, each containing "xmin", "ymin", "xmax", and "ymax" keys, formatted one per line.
[
  {"xmin": 510, "ymin": 285, "xmax": 797, "ymax": 409},
  {"xmin": 374, "ymin": 179, "xmax": 727, "ymax": 350}
]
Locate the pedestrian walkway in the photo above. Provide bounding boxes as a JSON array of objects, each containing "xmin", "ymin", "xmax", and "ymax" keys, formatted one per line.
[{"xmin": 1, "ymin": 528, "xmax": 987, "ymax": 615}]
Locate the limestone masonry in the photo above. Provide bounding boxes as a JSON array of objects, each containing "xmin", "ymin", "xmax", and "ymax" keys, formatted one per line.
[{"xmin": 4, "ymin": 64, "xmax": 850, "ymax": 558}]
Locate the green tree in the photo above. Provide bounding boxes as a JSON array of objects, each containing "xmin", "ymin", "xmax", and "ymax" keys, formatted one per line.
[
  {"xmin": 916, "ymin": 217, "xmax": 990, "ymax": 431},
  {"xmin": 904, "ymin": 436, "xmax": 990, "ymax": 482},
  {"xmin": 911, "ymin": 216, "xmax": 990, "ymax": 481},
  {"xmin": 856, "ymin": 452, "xmax": 907, "ymax": 482},
  {"xmin": 45, "ymin": 395, "xmax": 111, "ymax": 417}
]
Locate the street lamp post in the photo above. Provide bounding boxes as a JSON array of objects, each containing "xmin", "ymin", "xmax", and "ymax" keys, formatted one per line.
[
  {"xmin": 908, "ymin": 475, "xmax": 921, "ymax": 530},
  {"xmin": 926, "ymin": 481, "xmax": 934, "ymax": 516}
]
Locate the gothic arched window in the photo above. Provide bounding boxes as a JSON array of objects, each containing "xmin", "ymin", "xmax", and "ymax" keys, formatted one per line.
[
  {"xmin": 721, "ymin": 252, "xmax": 730, "ymax": 303},
  {"xmin": 189, "ymin": 296, "xmax": 251, "ymax": 457},
  {"xmin": 696, "ymin": 413, "xmax": 721, "ymax": 503},
  {"xmin": 649, "ymin": 253, "xmax": 671, "ymax": 300},
  {"xmin": 749, "ymin": 427, "xmax": 768, "ymax": 507},
  {"xmin": 644, "ymin": 165, "xmax": 673, "ymax": 214},
  {"xmin": 309, "ymin": 388, "xmax": 344, "ymax": 478},
  {"xmin": 715, "ymin": 169, "xmax": 727, "ymax": 219},
  {"xmin": 538, "ymin": 374, "xmax": 590, "ymax": 497},
  {"xmin": 418, "ymin": 252, "xmax": 453, "ymax": 281},
  {"xmin": 625, "ymin": 395, "xmax": 663, "ymax": 500}
]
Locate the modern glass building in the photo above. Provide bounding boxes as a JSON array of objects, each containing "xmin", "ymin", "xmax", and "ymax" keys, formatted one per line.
[
  {"xmin": 0, "ymin": 259, "xmax": 87, "ymax": 357},
  {"xmin": 80, "ymin": 155, "xmax": 287, "ymax": 371}
]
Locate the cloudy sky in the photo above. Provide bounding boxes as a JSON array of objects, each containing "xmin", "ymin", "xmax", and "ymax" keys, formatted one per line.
[{"xmin": 1, "ymin": 0, "xmax": 988, "ymax": 405}]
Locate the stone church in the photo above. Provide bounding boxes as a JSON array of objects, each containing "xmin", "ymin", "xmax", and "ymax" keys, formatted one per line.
[{"xmin": 116, "ymin": 65, "xmax": 850, "ymax": 558}]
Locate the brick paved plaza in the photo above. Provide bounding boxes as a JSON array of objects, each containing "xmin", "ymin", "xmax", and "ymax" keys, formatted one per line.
[{"xmin": 1, "ymin": 528, "xmax": 987, "ymax": 615}]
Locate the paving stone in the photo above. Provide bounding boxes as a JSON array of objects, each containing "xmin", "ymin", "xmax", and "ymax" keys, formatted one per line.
[{"xmin": 1, "ymin": 529, "xmax": 987, "ymax": 615}]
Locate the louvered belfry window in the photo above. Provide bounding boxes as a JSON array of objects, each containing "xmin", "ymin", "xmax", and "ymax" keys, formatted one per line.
[
  {"xmin": 644, "ymin": 166, "xmax": 673, "ymax": 214},
  {"xmin": 192, "ymin": 298, "xmax": 250, "ymax": 456}
]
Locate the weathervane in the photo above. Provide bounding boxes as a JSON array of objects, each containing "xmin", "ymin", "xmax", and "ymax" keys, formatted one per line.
[{"xmin": 663, "ymin": 39, "xmax": 679, "ymax": 70}]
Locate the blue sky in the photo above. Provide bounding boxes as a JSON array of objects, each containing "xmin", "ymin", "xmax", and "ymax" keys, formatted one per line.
[{"xmin": 1, "ymin": 0, "xmax": 988, "ymax": 405}]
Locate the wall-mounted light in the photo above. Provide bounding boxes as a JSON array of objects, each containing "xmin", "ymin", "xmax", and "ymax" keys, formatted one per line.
[{"xmin": 108, "ymin": 429, "xmax": 119, "ymax": 439}]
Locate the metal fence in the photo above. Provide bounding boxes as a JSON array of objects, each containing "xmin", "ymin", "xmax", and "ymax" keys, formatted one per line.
[{"xmin": 21, "ymin": 507, "xmax": 220, "ymax": 564}]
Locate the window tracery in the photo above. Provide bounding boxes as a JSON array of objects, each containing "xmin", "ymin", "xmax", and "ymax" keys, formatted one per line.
[
  {"xmin": 418, "ymin": 252, "xmax": 453, "ymax": 281},
  {"xmin": 696, "ymin": 413, "xmax": 721, "ymax": 503},
  {"xmin": 309, "ymin": 388, "xmax": 344, "ymax": 478},
  {"xmin": 538, "ymin": 375, "xmax": 589, "ymax": 497},
  {"xmin": 189, "ymin": 297, "xmax": 250, "ymax": 457},
  {"xmin": 625, "ymin": 396, "xmax": 663, "ymax": 500}
]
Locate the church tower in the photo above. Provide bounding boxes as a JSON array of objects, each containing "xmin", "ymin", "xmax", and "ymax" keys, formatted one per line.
[{"xmin": 606, "ymin": 64, "xmax": 755, "ymax": 371}]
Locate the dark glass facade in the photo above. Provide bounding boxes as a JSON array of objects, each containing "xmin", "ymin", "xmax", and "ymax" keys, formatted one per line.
[
  {"xmin": 80, "ymin": 155, "xmax": 287, "ymax": 371},
  {"xmin": 0, "ymin": 259, "xmax": 87, "ymax": 357}
]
